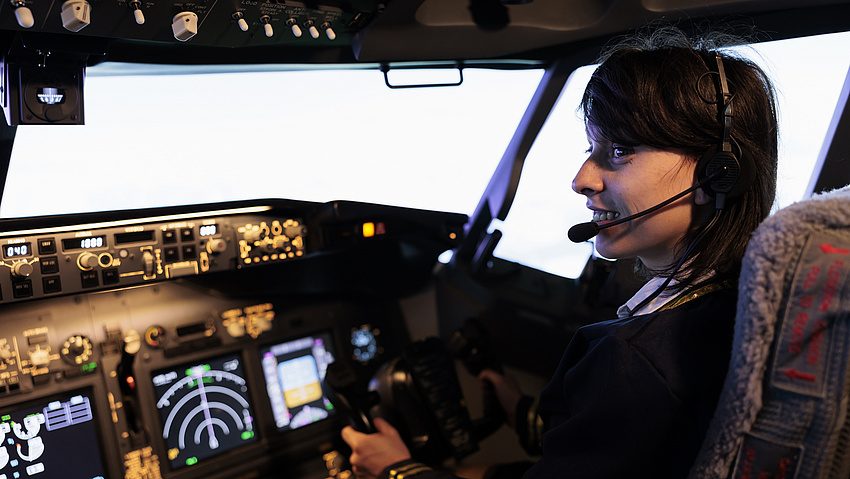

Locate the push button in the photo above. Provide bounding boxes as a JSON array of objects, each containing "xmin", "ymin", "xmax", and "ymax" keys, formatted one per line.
[
  {"xmin": 102, "ymin": 268, "xmax": 119, "ymax": 285},
  {"xmin": 180, "ymin": 228, "xmax": 194, "ymax": 242},
  {"xmin": 163, "ymin": 229, "xmax": 178, "ymax": 244},
  {"xmin": 38, "ymin": 238, "xmax": 57, "ymax": 255},
  {"xmin": 81, "ymin": 270, "xmax": 99, "ymax": 288},
  {"xmin": 164, "ymin": 247, "xmax": 179, "ymax": 262},
  {"xmin": 43, "ymin": 276, "xmax": 62, "ymax": 293},
  {"xmin": 182, "ymin": 245, "xmax": 197, "ymax": 260},
  {"xmin": 12, "ymin": 280, "xmax": 33, "ymax": 298},
  {"xmin": 40, "ymin": 256, "xmax": 59, "ymax": 274}
]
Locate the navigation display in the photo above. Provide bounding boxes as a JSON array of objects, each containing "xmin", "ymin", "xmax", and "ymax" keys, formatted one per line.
[
  {"xmin": 152, "ymin": 352, "xmax": 258, "ymax": 470},
  {"xmin": 0, "ymin": 390, "xmax": 107, "ymax": 479},
  {"xmin": 258, "ymin": 332, "xmax": 336, "ymax": 431}
]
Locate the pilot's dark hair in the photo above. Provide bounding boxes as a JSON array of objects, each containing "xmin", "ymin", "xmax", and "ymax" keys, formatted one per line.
[{"xmin": 580, "ymin": 27, "xmax": 778, "ymax": 288}]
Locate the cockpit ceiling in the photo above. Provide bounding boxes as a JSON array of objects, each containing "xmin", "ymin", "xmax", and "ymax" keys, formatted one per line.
[{"xmin": 2, "ymin": 0, "xmax": 850, "ymax": 66}]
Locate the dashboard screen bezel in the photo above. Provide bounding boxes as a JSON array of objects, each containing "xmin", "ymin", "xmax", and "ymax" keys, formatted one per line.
[
  {"xmin": 150, "ymin": 350, "xmax": 260, "ymax": 472},
  {"xmin": 0, "ymin": 387, "xmax": 110, "ymax": 479},
  {"xmin": 257, "ymin": 331, "xmax": 337, "ymax": 433}
]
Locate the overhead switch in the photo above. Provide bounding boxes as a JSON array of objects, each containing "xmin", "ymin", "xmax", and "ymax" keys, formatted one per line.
[
  {"xmin": 233, "ymin": 12, "xmax": 249, "ymax": 32},
  {"xmin": 129, "ymin": 0, "xmax": 144, "ymax": 24},
  {"xmin": 306, "ymin": 21, "xmax": 319, "ymax": 39},
  {"xmin": 172, "ymin": 11, "xmax": 198, "ymax": 42},
  {"xmin": 61, "ymin": 0, "xmax": 91, "ymax": 32},
  {"xmin": 12, "ymin": 1, "xmax": 34, "ymax": 28},
  {"xmin": 260, "ymin": 15, "xmax": 273, "ymax": 37},
  {"xmin": 322, "ymin": 23, "xmax": 336, "ymax": 40},
  {"xmin": 286, "ymin": 18, "xmax": 302, "ymax": 37}
]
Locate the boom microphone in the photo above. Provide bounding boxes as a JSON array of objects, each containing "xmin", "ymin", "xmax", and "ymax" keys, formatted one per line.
[{"xmin": 567, "ymin": 168, "xmax": 726, "ymax": 243}]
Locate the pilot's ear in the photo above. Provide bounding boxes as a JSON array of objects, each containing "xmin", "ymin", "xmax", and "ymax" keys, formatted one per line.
[{"xmin": 695, "ymin": 187, "xmax": 712, "ymax": 205}]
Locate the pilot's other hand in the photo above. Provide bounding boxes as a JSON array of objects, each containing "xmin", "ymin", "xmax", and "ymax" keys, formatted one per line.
[
  {"xmin": 342, "ymin": 417, "xmax": 412, "ymax": 479},
  {"xmin": 477, "ymin": 369, "xmax": 522, "ymax": 428}
]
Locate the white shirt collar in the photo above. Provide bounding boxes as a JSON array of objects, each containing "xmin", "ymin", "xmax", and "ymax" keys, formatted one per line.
[{"xmin": 616, "ymin": 276, "xmax": 678, "ymax": 318}]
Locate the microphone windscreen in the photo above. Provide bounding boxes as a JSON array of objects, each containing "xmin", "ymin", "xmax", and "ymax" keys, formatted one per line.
[{"xmin": 567, "ymin": 222, "xmax": 599, "ymax": 243}]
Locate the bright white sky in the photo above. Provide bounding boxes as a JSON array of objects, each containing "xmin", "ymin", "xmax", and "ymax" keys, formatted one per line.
[{"xmin": 3, "ymin": 31, "xmax": 850, "ymax": 278}]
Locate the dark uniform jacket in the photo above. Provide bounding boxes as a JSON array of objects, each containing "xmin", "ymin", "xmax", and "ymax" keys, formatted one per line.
[{"xmin": 382, "ymin": 286, "xmax": 737, "ymax": 479}]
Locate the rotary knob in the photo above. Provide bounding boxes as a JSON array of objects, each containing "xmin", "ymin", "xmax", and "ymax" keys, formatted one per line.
[
  {"xmin": 29, "ymin": 346, "xmax": 52, "ymax": 368},
  {"xmin": 77, "ymin": 252, "xmax": 99, "ymax": 270},
  {"xmin": 60, "ymin": 0, "xmax": 91, "ymax": 32},
  {"xmin": 172, "ymin": 11, "xmax": 198, "ymax": 41},
  {"xmin": 144, "ymin": 325, "xmax": 166, "ymax": 349},
  {"xmin": 61, "ymin": 335, "xmax": 93, "ymax": 365},
  {"xmin": 207, "ymin": 238, "xmax": 228, "ymax": 254},
  {"xmin": 10, "ymin": 261, "xmax": 33, "ymax": 278}
]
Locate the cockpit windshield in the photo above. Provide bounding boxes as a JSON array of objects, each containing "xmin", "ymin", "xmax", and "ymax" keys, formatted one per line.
[{"xmin": 3, "ymin": 31, "xmax": 850, "ymax": 279}]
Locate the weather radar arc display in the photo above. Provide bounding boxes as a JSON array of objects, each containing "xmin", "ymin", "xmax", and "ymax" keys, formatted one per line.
[{"xmin": 152, "ymin": 352, "xmax": 258, "ymax": 470}]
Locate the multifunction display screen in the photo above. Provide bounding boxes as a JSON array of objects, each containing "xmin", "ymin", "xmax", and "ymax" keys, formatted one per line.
[
  {"xmin": 152, "ymin": 353, "xmax": 258, "ymax": 470},
  {"xmin": 0, "ymin": 390, "xmax": 107, "ymax": 479},
  {"xmin": 258, "ymin": 333, "xmax": 336, "ymax": 431}
]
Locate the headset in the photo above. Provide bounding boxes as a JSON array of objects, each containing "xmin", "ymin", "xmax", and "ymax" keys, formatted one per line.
[{"xmin": 695, "ymin": 52, "xmax": 756, "ymax": 209}]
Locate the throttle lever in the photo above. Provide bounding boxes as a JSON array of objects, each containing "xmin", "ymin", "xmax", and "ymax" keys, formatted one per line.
[
  {"xmin": 449, "ymin": 317, "xmax": 503, "ymax": 376},
  {"xmin": 449, "ymin": 318, "xmax": 505, "ymax": 440},
  {"xmin": 324, "ymin": 361, "xmax": 378, "ymax": 433}
]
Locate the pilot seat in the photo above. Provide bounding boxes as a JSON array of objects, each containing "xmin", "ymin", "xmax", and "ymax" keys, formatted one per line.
[{"xmin": 689, "ymin": 184, "xmax": 850, "ymax": 478}]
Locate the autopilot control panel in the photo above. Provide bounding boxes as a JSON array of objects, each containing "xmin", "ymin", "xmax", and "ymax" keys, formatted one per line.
[{"xmin": 0, "ymin": 199, "xmax": 466, "ymax": 479}]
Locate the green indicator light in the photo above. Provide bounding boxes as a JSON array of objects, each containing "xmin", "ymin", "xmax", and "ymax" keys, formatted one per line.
[
  {"xmin": 81, "ymin": 362, "xmax": 97, "ymax": 373},
  {"xmin": 186, "ymin": 457, "xmax": 198, "ymax": 466},
  {"xmin": 1, "ymin": 415, "xmax": 9, "ymax": 421},
  {"xmin": 241, "ymin": 431, "xmax": 255, "ymax": 440}
]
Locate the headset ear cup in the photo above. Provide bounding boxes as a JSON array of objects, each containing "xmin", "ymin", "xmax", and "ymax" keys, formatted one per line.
[{"xmin": 697, "ymin": 139, "xmax": 754, "ymax": 199}]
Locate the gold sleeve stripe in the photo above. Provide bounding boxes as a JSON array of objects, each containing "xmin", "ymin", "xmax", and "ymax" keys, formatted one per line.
[{"xmin": 388, "ymin": 463, "xmax": 434, "ymax": 479}]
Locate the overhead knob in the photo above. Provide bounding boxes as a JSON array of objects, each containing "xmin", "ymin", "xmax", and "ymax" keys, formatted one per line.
[
  {"xmin": 172, "ymin": 11, "xmax": 198, "ymax": 41},
  {"xmin": 11, "ymin": 1, "xmax": 34, "ymax": 28},
  {"xmin": 286, "ymin": 18, "xmax": 302, "ymax": 37},
  {"xmin": 10, "ymin": 261, "xmax": 33, "ymax": 278},
  {"xmin": 77, "ymin": 252, "xmax": 99, "ymax": 270},
  {"xmin": 124, "ymin": 329, "xmax": 141, "ymax": 355},
  {"xmin": 29, "ymin": 347, "xmax": 51, "ymax": 368},
  {"xmin": 61, "ymin": 0, "xmax": 91, "ymax": 32},
  {"xmin": 129, "ymin": 0, "xmax": 144, "ymax": 24},
  {"xmin": 244, "ymin": 225, "xmax": 264, "ymax": 243},
  {"xmin": 207, "ymin": 238, "xmax": 227, "ymax": 254},
  {"xmin": 285, "ymin": 224, "xmax": 306, "ymax": 239}
]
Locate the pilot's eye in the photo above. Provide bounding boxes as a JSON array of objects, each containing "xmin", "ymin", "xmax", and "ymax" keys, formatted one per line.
[{"xmin": 611, "ymin": 145, "xmax": 634, "ymax": 160}]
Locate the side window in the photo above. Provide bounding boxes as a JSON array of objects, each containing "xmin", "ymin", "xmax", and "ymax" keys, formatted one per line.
[{"xmin": 492, "ymin": 31, "xmax": 850, "ymax": 279}]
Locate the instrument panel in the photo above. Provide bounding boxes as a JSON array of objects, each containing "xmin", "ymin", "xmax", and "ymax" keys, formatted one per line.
[
  {"xmin": 0, "ymin": 205, "xmax": 307, "ymax": 304},
  {"xmin": 0, "ymin": 199, "xmax": 466, "ymax": 479}
]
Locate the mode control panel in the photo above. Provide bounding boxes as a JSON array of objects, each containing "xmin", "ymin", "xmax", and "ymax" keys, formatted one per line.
[{"xmin": 0, "ymin": 207, "xmax": 307, "ymax": 304}]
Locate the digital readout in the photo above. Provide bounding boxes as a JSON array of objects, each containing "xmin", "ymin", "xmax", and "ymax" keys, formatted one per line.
[
  {"xmin": 199, "ymin": 224, "xmax": 218, "ymax": 237},
  {"xmin": 3, "ymin": 242, "xmax": 32, "ymax": 258},
  {"xmin": 62, "ymin": 235, "xmax": 107, "ymax": 251}
]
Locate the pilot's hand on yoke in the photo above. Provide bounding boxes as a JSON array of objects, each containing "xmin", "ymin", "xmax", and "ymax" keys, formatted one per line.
[
  {"xmin": 477, "ymin": 369, "xmax": 522, "ymax": 428},
  {"xmin": 342, "ymin": 417, "xmax": 412, "ymax": 479}
]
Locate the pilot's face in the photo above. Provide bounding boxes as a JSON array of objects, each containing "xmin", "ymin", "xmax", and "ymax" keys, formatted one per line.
[{"xmin": 572, "ymin": 132, "xmax": 703, "ymax": 271}]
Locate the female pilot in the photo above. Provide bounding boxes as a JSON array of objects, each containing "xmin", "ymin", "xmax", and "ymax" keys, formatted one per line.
[{"xmin": 342, "ymin": 27, "xmax": 779, "ymax": 479}]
